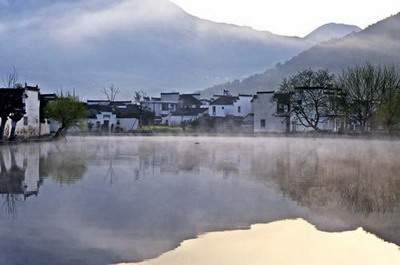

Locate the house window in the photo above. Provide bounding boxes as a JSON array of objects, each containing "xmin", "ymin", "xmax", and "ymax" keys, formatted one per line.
[
  {"xmin": 212, "ymin": 106, "xmax": 216, "ymax": 115},
  {"xmin": 162, "ymin": 103, "xmax": 169, "ymax": 111},
  {"xmin": 222, "ymin": 106, "xmax": 225, "ymax": 110},
  {"xmin": 238, "ymin": 106, "xmax": 241, "ymax": 113},
  {"xmin": 277, "ymin": 103, "xmax": 285, "ymax": 114},
  {"xmin": 103, "ymin": 114, "xmax": 110, "ymax": 119},
  {"xmin": 260, "ymin": 119, "xmax": 266, "ymax": 128},
  {"xmin": 23, "ymin": 117, "xmax": 28, "ymax": 126}
]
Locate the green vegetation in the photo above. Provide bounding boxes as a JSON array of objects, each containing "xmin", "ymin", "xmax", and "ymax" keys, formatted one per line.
[
  {"xmin": 137, "ymin": 125, "xmax": 184, "ymax": 134},
  {"xmin": 44, "ymin": 96, "xmax": 87, "ymax": 138},
  {"xmin": 278, "ymin": 64, "xmax": 400, "ymax": 133}
]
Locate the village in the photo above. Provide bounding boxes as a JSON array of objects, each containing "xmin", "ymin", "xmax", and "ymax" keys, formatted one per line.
[
  {"xmin": 0, "ymin": 85, "xmax": 346, "ymax": 141},
  {"xmin": 1, "ymin": 65, "xmax": 399, "ymax": 141}
]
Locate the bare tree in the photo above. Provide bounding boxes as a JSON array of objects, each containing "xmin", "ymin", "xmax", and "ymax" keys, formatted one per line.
[
  {"xmin": 133, "ymin": 90, "xmax": 146, "ymax": 105},
  {"xmin": 3, "ymin": 66, "xmax": 19, "ymax": 88},
  {"xmin": 102, "ymin": 84, "xmax": 120, "ymax": 102},
  {"xmin": 338, "ymin": 64, "xmax": 398, "ymax": 132},
  {"xmin": 280, "ymin": 69, "xmax": 338, "ymax": 131}
]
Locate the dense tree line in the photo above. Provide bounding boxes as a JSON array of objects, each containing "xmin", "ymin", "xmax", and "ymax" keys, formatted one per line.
[{"xmin": 278, "ymin": 64, "xmax": 400, "ymax": 133}]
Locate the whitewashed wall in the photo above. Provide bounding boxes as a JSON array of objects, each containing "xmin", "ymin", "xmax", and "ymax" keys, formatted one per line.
[
  {"xmin": 2, "ymin": 89, "xmax": 41, "ymax": 138},
  {"xmin": 253, "ymin": 93, "xmax": 288, "ymax": 133}
]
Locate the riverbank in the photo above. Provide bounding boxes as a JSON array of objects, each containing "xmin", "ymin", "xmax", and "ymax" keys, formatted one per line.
[
  {"xmin": 116, "ymin": 219, "xmax": 400, "ymax": 265},
  {"xmin": 0, "ymin": 135, "xmax": 58, "ymax": 146},
  {"xmin": 68, "ymin": 131, "xmax": 400, "ymax": 141}
]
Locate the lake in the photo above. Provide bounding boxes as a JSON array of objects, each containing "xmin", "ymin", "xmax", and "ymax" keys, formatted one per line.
[{"xmin": 1, "ymin": 136, "xmax": 400, "ymax": 265}]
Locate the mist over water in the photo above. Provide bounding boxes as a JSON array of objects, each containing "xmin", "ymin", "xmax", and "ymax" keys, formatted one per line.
[{"xmin": 0, "ymin": 136, "xmax": 400, "ymax": 265}]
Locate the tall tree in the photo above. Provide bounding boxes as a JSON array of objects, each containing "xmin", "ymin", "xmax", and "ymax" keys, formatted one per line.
[
  {"xmin": 280, "ymin": 69, "xmax": 338, "ymax": 131},
  {"xmin": 338, "ymin": 64, "xmax": 399, "ymax": 132},
  {"xmin": 44, "ymin": 96, "xmax": 87, "ymax": 138},
  {"xmin": 375, "ymin": 66, "xmax": 400, "ymax": 133},
  {"xmin": 0, "ymin": 89, "xmax": 25, "ymax": 141}
]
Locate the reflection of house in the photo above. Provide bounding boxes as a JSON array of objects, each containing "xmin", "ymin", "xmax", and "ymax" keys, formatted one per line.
[
  {"xmin": 86, "ymin": 101, "xmax": 140, "ymax": 132},
  {"xmin": 0, "ymin": 84, "xmax": 43, "ymax": 138},
  {"xmin": 0, "ymin": 146, "xmax": 41, "ymax": 199},
  {"xmin": 209, "ymin": 95, "xmax": 252, "ymax": 118}
]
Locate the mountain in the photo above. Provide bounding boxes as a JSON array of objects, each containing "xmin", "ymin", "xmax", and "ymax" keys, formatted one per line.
[
  {"xmin": 202, "ymin": 13, "xmax": 400, "ymax": 97},
  {"xmin": 0, "ymin": 0, "xmax": 358, "ymax": 98},
  {"xmin": 305, "ymin": 23, "xmax": 361, "ymax": 43}
]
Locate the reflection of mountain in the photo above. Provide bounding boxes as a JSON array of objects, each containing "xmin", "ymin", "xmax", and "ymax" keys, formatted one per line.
[
  {"xmin": 2, "ymin": 137, "xmax": 400, "ymax": 265},
  {"xmin": 109, "ymin": 138, "xmax": 400, "ymax": 245}
]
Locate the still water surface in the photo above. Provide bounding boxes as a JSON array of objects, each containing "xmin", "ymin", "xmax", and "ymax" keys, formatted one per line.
[{"xmin": 1, "ymin": 136, "xmax": 400, "ymax": 265}]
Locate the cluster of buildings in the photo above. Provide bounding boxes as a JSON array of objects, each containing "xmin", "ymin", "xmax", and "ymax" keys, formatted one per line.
[
  {"xmin": 140, "ymin": 89, "xmax": 343, "ymax": 133},
  {"xmin": 0, "ymin": 84, "xmax": 343, "ymax": 139}
]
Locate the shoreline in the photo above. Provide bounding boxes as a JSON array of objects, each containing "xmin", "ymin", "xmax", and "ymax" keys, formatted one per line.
[
  {"xmin": 0, "ymin": 135, "xmax": 59, "ymax": 146},
  {"xmin": 67, "ymin": 131, "xmax": 400, "ymax": 141}
]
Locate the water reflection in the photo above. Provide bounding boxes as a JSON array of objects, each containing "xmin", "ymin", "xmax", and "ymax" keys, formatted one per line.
[
  {"xmin": 0, "ymin": 146, "xmax": 41, "ymax": 215},
  {"xmin": 119, "ymin": 219, "xmax": 400, "ymax": 265},
  {"xmin": 0, "ymin": 137, "xmax": 400, "ymax": 265}
]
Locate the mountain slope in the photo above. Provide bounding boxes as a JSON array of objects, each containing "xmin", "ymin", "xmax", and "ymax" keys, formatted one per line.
[
  {"xmin": 203, "ymin": 13, "xmax": 400, "ymax": 97},
  {"xmin": 305, "ymin": 23, "xmax": 361, "ymax": 43},
  {"xmin": 0, "ymin": 0, "xmax": 361, "ymax": 98},
  {"xmin": 0, "ymin": 0, "xmax": 314, "ymax": 97}
]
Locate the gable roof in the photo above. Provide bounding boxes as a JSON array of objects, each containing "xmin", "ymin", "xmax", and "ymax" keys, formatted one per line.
[
  {"xmin": 179, "ymin": 94, "xmax": 202, "ymax": 107},
  {"xmin": 86, "ymin": 103, "xmax": 140, "ymax": 119},
  {"xmin": 210, "ymin": 96, "xmax": 239, "ymax": 106},
  {"xmin": 171, "ymin": 108, "xmax": 208, "ymax": 117}
]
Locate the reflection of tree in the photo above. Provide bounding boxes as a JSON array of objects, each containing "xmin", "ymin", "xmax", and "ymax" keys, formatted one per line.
[
  {"xmin": 0, "ymin": 147, "xmax": 26, "ymax": 216},
  {"xmin": 267, "ymin": 142, "xmax": 400, "ymax": 215},
  {"xmin": 40, "ymin": 149, "xmax": 87, "ymax": 185}
]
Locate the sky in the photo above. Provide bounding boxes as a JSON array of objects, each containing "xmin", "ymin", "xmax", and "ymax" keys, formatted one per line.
[{"xmin": 170, "ymin": 0, "xmax": 400, "ymax": 36}]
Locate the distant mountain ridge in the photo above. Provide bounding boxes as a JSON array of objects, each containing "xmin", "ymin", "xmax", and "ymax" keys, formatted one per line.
[
  {"xmin": 305, "ymin": 23, "xmax": 361, "ymax": 43},
  {"xmin": 0, "ymin": 0, "xmax": 360, "ymax": 98},
  {"xmin": 202, "ymin": 13, "xmax": 400, "ymax": 97}
]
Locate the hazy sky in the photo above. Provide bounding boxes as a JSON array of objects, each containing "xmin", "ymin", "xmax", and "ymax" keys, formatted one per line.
[{"xmin": 171, "ymin": 0, "xmax": 400, "ymax": 36}]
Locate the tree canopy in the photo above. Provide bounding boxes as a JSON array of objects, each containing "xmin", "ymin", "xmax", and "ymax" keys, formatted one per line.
[{"xmin": 44, "ymin": 96, "xmax": 87, "ymax": 137}]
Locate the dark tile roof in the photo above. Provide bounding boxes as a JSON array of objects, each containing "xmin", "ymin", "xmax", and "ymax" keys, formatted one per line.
[
  {"xmin": 179, "ymin": 94, "xmax": 202, "ymax": 107},
  {"xmin": 210, "ymin": 96, "xmax": 239, "ymax": 106},
  {"xmin": 40, "ymin": 94, "xmax": 57, "ymax": 101},
  {"xmin": 161, "ymin": 92, "xmax": 179, "ymax": 95},
  {"xmin": 114, "ymin": 105, "xmax": 140, "ymax": 119},
  {"xmin": 86, "ymin": 103, "xmax": 140, "ymax": 119},
  {"xmin": 256, "ymin": 91, "xmax": 275, "ymax": 94},
  {"xmin": 171, "ymin": 108, "xmax": 208, "ymax": 116}
]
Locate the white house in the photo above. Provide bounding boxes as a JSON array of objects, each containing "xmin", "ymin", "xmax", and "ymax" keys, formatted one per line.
[
  {"xmin": 0, "ymin": 85, "xmax": 43, "ymax": 139},
  {"xmin": 164, "ymin": 108, "xmax": 208, "ymax": 126},
  {"xmin": 252, "ymin": 91, "xmax": 290, "ymax": 133},
  {"xmin": 252, "ymin": 89, "xmax": 344, "ymax": 133},
  {"xmin": 209, "ymin": 95, "xmax": 253, "ymax": 118},
  {"xmin": 142, "ymin": 92, "xmax": 179, "ymax": 124},
  {"xmin": 87, "ymin": 102, "xmax": 139, "ymax": 132}
]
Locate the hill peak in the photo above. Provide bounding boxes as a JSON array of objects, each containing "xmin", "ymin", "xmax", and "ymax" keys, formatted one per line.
[{"xmin": 305, "ymin": 23, "xmax": 361, "ymax": 43}]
